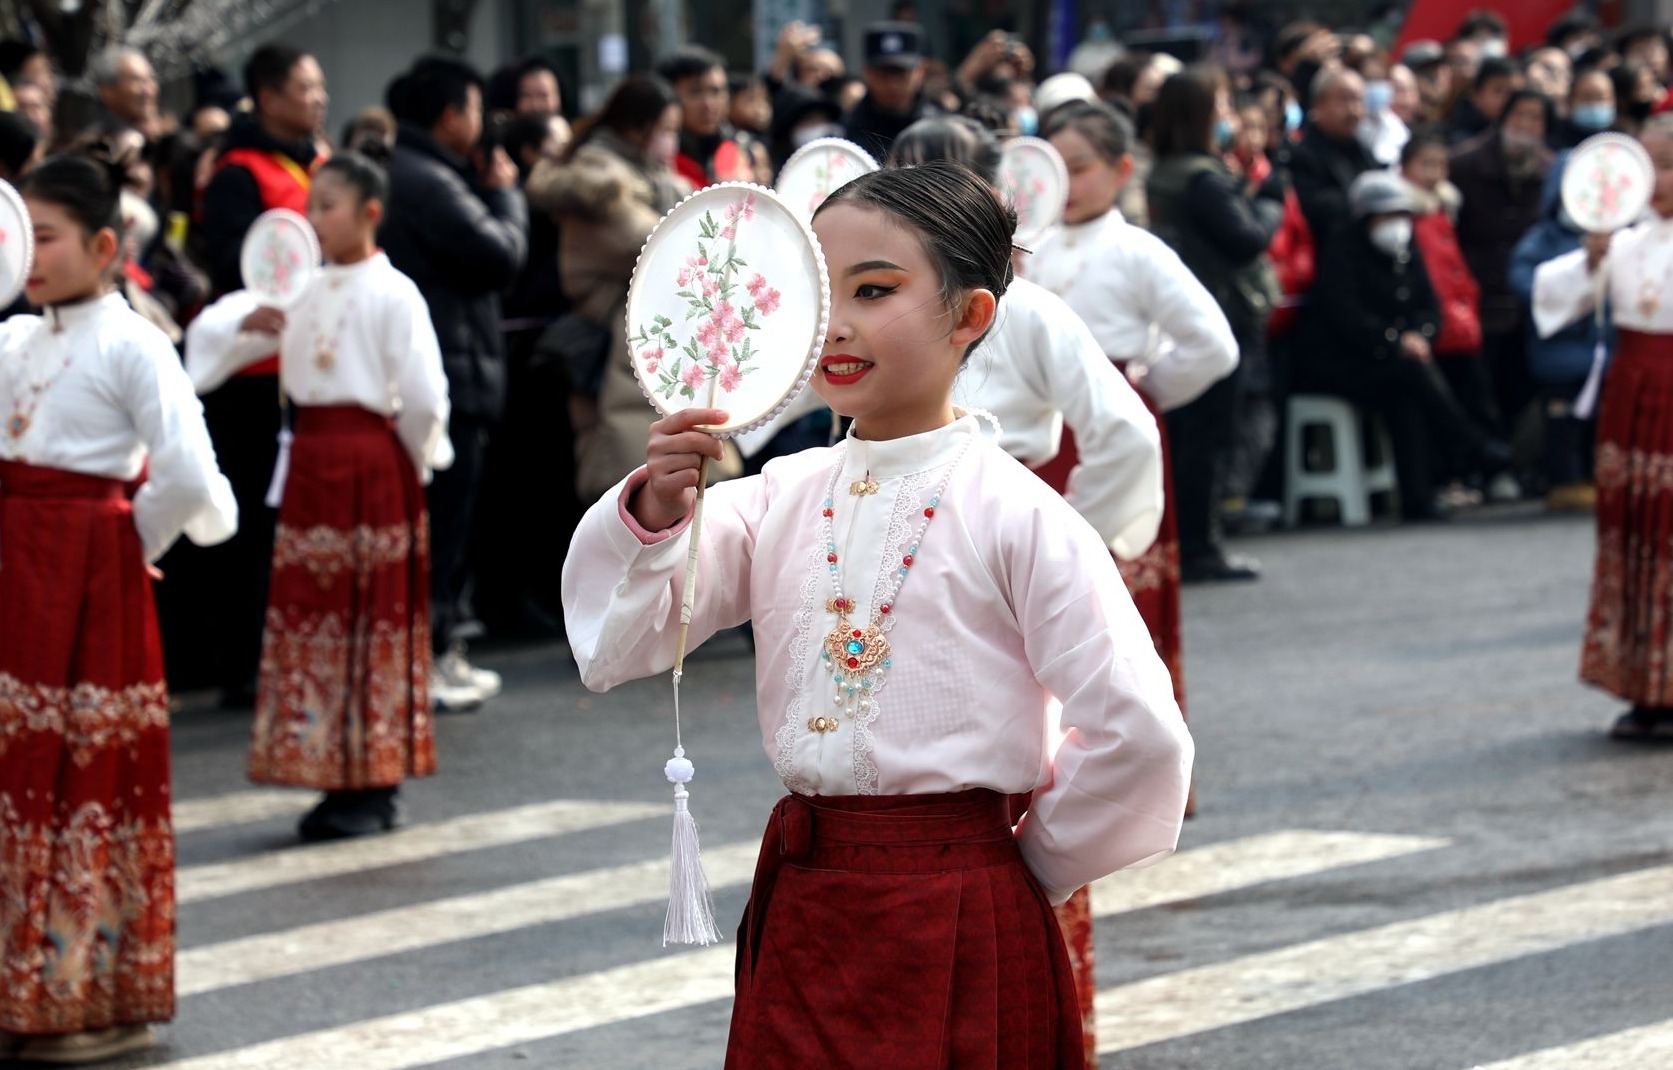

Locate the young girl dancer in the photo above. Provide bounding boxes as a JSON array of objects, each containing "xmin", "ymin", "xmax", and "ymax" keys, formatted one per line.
[
  {"xmin": 187, "ymin": 151, "xmax": 452, "ymax": 838},
  {"xmin": 888, "ymin": 115, "xmax": 1166, "ymax": 1061},
  {"xmin": 1026, "ymin": 100, "xmax": 1236, "ymax": 730},
  {"xmin": 1534, "ymin": 116, "xmax": 1673, "ymax": 740},
  {"xmin": 563, "ymin": 162, "xmax": 1193, "ymax": 1067},
  {"xmin": 0, "ymin": 156, "xmax": 237, "ymax": 1064}
]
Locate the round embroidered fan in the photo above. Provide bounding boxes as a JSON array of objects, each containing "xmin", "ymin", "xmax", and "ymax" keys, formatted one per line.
[
  {"xmin": 998, "ymin": 136, "xmax": 1069, "ymax": 249},
  {"xmin": 626, "ymin": 182, "xmax": 829, "ymax": 437},
  {"xmin": 0, "ymin": 179, "xmax": 35, "ymax": 308},
  {"xmin": 1563, "ymin": 132, "xmax": 1654, "ymax": 234},
  {"xmin": 623, "ymin": 182, "xmax": 831, "ymax": 947},
  {"xmin": 240, "ymin": 208, "xmax": 320, "ymax": 311},
  {"xmin": 774, "ymin": 137, "xmax": 880, "ymax": 223}
]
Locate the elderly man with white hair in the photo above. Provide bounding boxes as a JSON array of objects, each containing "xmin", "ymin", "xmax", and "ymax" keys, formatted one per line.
[{"xmin": 91, "ymin": 45, "xmax": 162, "ymax": 140}]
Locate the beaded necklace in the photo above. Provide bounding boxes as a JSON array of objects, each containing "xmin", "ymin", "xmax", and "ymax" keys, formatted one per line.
[{"xmin": 810, "ymin": 424, "xmax": 979, "ymax": 734}]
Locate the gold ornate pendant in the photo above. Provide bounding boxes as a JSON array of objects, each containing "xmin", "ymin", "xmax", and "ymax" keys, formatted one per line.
[
  {"xmin": 1639, "ymin": 279, "xmax": 1662, "ymax": 320},
  {"xmin": 814, "ymin": 614, "xmax": 891, "ymax": 732},
  {"xmin": 849, "ymin": 475, "xmax": 880, "ymax": 496},
  {"xmin": 313, "ymin": 347, "xmax": 336, "ymax": 372}
]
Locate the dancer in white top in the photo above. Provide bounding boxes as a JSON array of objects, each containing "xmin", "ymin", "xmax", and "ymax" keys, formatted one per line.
[
  {"xmin": 188, "ymin": 149, "xmax": 453, "ymax": 839},
  {"xmin": 1533, "ymin": 115, "xmax": 1673, "ymax": 741},
  {"xmin": 1, "ymin": 154, "xmax": 236, "ymax": 1065},
  {"xmin": 564, "ymin": 163, "xmax": 1190, "ymax": 1069}
]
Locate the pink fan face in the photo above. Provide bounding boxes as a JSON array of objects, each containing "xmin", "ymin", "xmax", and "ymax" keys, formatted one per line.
[
  {"xmin": 239, "ymin": 209, "xmax": 319, "ymax": 310},
  {"xmin": 626, "ymin": 183, "xmax": 830, "ymax": 436},
  {"xmin": 775, "ymin": 138, "xmax": 880, "ymax": 223},
  {"xmin": 1562, "ymin": 134, "xmax": 1654, "ymax": 233},
  {"xmin": 999, "ymin": 137, "xmax": 1068, "ymax": 247}
]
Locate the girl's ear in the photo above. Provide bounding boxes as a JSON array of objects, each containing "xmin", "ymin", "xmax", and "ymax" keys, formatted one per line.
[
  {"xmin": 362, "ymin": 197, "xmax": 385, "ymax": 229},
  {"xmin": 949, "ymin": 287, "xmax": 997, "ymax": 349},
  {"xmin": 90, "ymin": 227, "xmax": 120, "ymax": 272}
]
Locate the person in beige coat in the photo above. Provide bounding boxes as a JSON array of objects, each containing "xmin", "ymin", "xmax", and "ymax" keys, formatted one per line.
[{"xmin": 528, "ymin": 75, "xmax": 690, "ymax": 503}]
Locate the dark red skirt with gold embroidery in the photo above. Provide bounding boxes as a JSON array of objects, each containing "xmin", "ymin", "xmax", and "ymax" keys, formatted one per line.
[
  {"xmin": 249, "ymin": 405, "xmax": 435, "ymax": 789},
  {"xmin": 0, "ymin": 460, "xmax": 175, "ymax": 1034},
  {"xmin": 1584, "ymin": 329, "xmax": 1673, "ymax": 704},
  {"xmin": 726, "ymin": 790, "xmax": 1085, "ymax": 1070}
]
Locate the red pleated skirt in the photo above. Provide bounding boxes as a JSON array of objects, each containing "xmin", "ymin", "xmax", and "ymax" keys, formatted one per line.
[
  {"xmin": 1584, "ymin": 329, "xmax": 1673, "ymax": 704},
  {"xmin": 248, "ymin": 406, "xmax": 435, "ymax": 790},
  {"xmin": 726, "ymin": 790, "xmax": 1085, "ymax": 1070},
  {"xmin": 0, "ymin": 460, "xmax": 175, "ymax": 1034}
]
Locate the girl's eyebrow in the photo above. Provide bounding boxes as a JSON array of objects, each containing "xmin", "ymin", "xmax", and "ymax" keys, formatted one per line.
[{"xmin": 845, "ymin": 260, "xmax": 905, "ymax": 276}]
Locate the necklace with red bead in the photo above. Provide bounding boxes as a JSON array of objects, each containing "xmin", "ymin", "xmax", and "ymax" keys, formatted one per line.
[{"xmin": 810, "ymin": 429, "xmax": 977, "ymax": 734}]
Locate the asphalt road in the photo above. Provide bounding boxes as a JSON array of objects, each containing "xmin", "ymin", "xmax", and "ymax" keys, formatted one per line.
[{"xmin": 76, "ymin": 504, "xmax": 1673, "ymax": 1070}]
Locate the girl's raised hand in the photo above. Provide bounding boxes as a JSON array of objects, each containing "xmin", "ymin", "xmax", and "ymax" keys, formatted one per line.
[
  {"xmin": 631, "ymin": 408, "xmax": 729, "ymax": 532},
  {"xmin": 240, "ymin": 306, "xmax": 287, "ymax": 336}
]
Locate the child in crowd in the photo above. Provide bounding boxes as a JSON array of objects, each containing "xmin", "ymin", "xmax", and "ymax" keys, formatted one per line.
[
  {"xmin": 0, "ymin": 155, "xmax": 237, "ymax": 1064},
  {"xmin": 187, "ymin": 149, "xmax": 453, "ymax": 839},
  {"xmin": 563, "ymin": 162, "xmax": 1193, "ymax": 1067}
]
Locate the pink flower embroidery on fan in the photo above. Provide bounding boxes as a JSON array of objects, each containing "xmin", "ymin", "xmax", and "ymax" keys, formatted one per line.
[
  {"xmin": 756, "ymin": 286, "xmax": 781, "ymax": 316},
  {"xmin": 681, "ymin": 361, "xmax": 707, "ymax": 391},
  {"xmin": 718, "ymin": 361, "xmax": 744, "ymax": 392},
  {"xmin": 642, "ymin": 347, "xmax": 664, "ymax": 374}
]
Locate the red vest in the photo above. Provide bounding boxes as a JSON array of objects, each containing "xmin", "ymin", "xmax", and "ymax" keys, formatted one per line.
[{"xmin": 215, "ymin": 148, "xmax": 317, "ymax": 375}]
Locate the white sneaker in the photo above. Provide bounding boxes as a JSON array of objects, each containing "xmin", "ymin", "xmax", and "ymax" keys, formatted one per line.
[
  {"xmin": 438, "ymin": 645, "xmax": 502, "ymax": 698},
  {"xmin": 431, "ymin": 671, "xmax": 486, "ymax": 713},
  {"xmin": 17, "ymin": 1025, "xmax": 155, "ymax": 1063}
]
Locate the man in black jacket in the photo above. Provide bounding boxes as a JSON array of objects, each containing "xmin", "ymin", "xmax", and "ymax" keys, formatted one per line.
[
  {"xmin": 1288, "ymin": 67, "xmax": 1376, "ymax": 256},
  {"xmin": 381, "ymin": 55, "xmax": 528, "ymax": 705},
  {"xmin": 843, "ymin": 22, "xmax": 937, "ymax": 161},
  {"xmin": 162, "ymin": 43, "xmax": 325, "ymax": 707}
]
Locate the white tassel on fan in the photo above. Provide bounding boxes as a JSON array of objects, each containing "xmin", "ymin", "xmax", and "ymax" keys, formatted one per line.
[{"xmin": 263, "ymin": 426, "xmax": 293, "ymax": 508}]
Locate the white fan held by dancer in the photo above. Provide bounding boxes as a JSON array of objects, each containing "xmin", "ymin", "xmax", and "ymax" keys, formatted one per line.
[
  {"xmin": 237, "ymin": 208, "xmax": 321, "ymax": 507},
  {"xmin": 623, "ymin": 181, "xmax": 830, "ymax": 944},
  {"xmin": 1563, "ymin": 132, "xmax": 1654, "ymax": 418}
]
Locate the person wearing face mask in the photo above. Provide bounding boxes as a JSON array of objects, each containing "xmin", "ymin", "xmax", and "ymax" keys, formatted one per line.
[
  {"xmin": 1610, "ymin": 61, "xmax": 1664, "ymax": 137},
  {"xmin": 1357, "ymin": 58, "xmax": 1410, "ymax": 166},
  {"xmin": 1147, "ymin": 66, "xmax": 1283, "ymax": 581},
  {"xmin": 1553, "ymin": 67, "xmax": 1618, "ymax": 150},
  {"xmin": 1451, "ymin": 88, "xmax": 1555, "ymax": 446},
  {"xmin": 767, "ymin": 84, "xmax": 847, "ymax": 171},
  {"xmin": 1297, "ymin": 171, "xmax": 1511, "ymax": 521}
]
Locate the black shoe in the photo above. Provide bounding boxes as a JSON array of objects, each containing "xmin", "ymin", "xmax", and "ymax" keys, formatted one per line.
[
  {"xmin": 1180, "ymin": 551, "xmax": 1261, "ymax": 584},
  {"xmin": 298, "ymin": 788, "xmax": 400, "ymax": 841}
]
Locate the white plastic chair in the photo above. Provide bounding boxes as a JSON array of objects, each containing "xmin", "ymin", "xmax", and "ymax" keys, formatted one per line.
[{"xmin": 1283, "ymin": 394, "xmax": 1398, "ymax": 527}]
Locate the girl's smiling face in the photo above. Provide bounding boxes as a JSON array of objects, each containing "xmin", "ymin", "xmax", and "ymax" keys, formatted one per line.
[{"xmin": 810, "ymin": 201, "xmax": 994, "ymax": 441}]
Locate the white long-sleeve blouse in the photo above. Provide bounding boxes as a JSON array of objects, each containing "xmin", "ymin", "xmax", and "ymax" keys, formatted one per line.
[
  {"xmin": 1023, "ymin": 209, "xmax": 1239, "ymax": 412},
  {"xmin": 956, "ymin": 276, "xmax": 1164, "ymax": 558},
  {"xmin": 186, "ymin": 252, "xmax": 454, "ymax": 479},
  {"xmin": 0, "ymin": 291, "xmax": 237, "ymax": 561},
  {"xmin": 562, "ymin": 413, "xmax": 1194, "ymax": 903}
]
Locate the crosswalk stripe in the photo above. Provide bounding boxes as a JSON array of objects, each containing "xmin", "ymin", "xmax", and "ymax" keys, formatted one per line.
[
  {"xmin": 171, "ymin": 790, "xmax": 313, "ymax": 833},
  {"xmin": 157, "ymin": 829, "xmax": 1442, "ymax": 1064},
  {"xmin": 153, "ymin": 948, "xmax": 739, "ymax": 1070},
  {"xmin": 176, "ymin": 799, "xmax": 664, "ymax": 905},
  {"xmin": 177, "ymin": 828, "xmax": 1441, "ymax": 998},
  {"xmin": 177, "ymin": 841, "xmax": 762, "ymax": 995},
  {"xmin": 1094, "ymin": 862, "xmax": 1673, "ymax": 1053},
  {"xmin": 1465, "ymin": 1019, "xmax": 1673, "ymax": 1069},
  {"xmin": 1091, "ymin": 830, "xmax": 1447, "ymax": 916}
]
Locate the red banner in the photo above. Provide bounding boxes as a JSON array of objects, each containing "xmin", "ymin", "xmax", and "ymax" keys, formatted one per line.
[{"xmin": 1394, "ymin": 0, "xmax": 1577, "ymax": 53}]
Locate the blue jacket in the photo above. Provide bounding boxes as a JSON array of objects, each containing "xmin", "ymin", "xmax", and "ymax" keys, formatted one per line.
[{"xmin": 1508, "ymin": 152, "xmax": 1613, "ymax": 385}]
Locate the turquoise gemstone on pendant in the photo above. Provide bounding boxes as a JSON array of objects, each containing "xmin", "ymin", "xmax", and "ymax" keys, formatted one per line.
[{"xmin": 845, "ymin": 639, "xmax": 864, "ymax": 655}]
